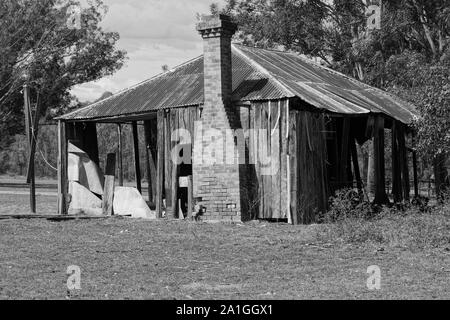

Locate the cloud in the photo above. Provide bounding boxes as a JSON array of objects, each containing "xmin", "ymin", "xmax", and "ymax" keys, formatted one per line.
[{"xmin": 71, "ymin": 0, "xmax": 225, "ymax": 102}]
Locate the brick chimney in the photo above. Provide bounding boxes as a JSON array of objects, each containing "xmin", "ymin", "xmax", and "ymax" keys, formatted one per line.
[{"xmin": 193, "ymin": 14, "xmax": 247, "ymax": 222}]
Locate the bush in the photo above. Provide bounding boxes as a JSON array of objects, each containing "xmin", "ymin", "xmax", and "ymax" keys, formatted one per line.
[
  {"xmin": 320, "ymin": 188, "xmax": 374, "ymax": 223},
  {"xmin": 316, "ymin": 189, "xmax": 450, "ymax": 250}
]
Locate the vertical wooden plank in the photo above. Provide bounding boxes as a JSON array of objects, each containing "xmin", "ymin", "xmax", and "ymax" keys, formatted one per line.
[
  {"xmin": 164, "ymin": 111, "xmax": 172, "ymax": 209},
  {"xmin": 257, "ymin": 104, "xmax": 264, "ymax": 219},
  {"xmin": 132, "ymin": 121, "xmax": 142, "ymax": 193},
  {"xmin": 169, "ymin": 110, "xmax": 180, "ymax": 219},
  {"xmin": 271, "ymin": 101, "xmax": 281, "ymax": 219},
  {"xmin": 57, "ymin": 120, "xmax": 68, "ymax": 216},
  {"xmin": 373, "ymin": 115, "xmax": 389, "ymax": 205},
  {"xmin": 170, "ymin": 162, "xmax": 179, "ymax": 219},
  {"xmin": 296, "ymin": 111, "xmax": 304, "ymax": 224},
  {"xmin": 156, "ymin": 111, "xmax": 165, "ymax": 218},
  {"xmin": 187, "ymin": 175, "xmax": 193, "ymax": 220},
  {"xmin": 286, "ymin": 100, "xmax": 291, "ymax": 224},
  {"xmin": 102, "ymin": 153, "xmax": 116, "ymax": 216},
  {"xmin": 117, "ymin": 124, "xmax": 124, "ymax": 187},
  {"xmin": 266, "ymin": 102, "xmax": 272, "ymax": 219},
  {"xmin": 280, "ymin": 99, "xmax": 287, "ymax": 219},
  {"xmin": 289, "ymin": 110, "xmax": 298, "ymax": 225}
]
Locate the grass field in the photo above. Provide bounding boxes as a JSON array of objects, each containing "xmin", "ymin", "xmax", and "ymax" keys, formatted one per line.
[{"xmin": 0, "ymin": 193, "xmax": 449, "ymax": 300}]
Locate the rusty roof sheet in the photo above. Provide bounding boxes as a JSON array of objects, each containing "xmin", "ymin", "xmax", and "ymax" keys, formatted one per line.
[{"xmin": 60, "ymin": 44, "xmax": 417, "ymax": 123}]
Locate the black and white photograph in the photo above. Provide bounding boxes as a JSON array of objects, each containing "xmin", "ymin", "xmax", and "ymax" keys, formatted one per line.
[{"xmin": 0, "ymin": 0, "xmax": 449, "ymax": 304}]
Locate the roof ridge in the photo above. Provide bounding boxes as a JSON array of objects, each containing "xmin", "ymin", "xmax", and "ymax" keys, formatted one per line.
[{"xmin": 58, "ymin": 55, "xmax": 204, "ymax": 120}]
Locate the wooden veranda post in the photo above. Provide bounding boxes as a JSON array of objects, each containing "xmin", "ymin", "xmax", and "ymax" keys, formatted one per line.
[
  {"xmin": 391, "ymin": 121, "xmax": 403, "ymax": 203},
  {"xmin": 397, "ymin": 123, "xmax": 410, "ymax": 201},
  {"xmin": 117, "ymin": 124, "xmax": 123, "ymax": 187},
  {"xmin": 373, "ymin": 115, "xmax": 389, "ymax": 205},
  {"xmin": 57, "ymin": 120, "xmax": 68, "ymax": 215},
  {"xmin": 132, "ymin": 121, "xmax": 142, "ymax": 193},
  {"xmin": 156, "ymin": 111, "xmax": 165, "ymax": 218}
]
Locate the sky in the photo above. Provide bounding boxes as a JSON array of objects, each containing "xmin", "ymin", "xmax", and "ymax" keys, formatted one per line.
[{"xmin": 71, "ymin": 0, "xmax": 225, "ymax": 102}]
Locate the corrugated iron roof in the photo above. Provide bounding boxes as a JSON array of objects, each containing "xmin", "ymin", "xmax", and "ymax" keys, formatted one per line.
[
  {"xmin": 233, "ymin": 45, "xmax": 417, "ymax": 122},
  {"xmin": 60, "ymin": 44, "xmax": 417, "ymax": 123}
]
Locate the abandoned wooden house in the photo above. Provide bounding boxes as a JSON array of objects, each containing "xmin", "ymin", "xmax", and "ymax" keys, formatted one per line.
[{"xmin": 56, "ymin": 14, "xmax": 418, "ymax": 224}]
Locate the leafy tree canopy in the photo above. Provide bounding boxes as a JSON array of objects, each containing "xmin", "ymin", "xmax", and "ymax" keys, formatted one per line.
[{"xmin": 0, "ymin": 0, "xmax": 126, "ymax": 148}]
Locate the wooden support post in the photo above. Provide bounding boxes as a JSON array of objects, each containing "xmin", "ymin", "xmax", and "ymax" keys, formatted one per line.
[
  {"xmin": 350, "ymin": 137, "xmax": 363, "ymax": 191},
  {"xmin": 391, "ymin": 121, "xmax": 403, "ymax": 203},
  {"xmin": 412, "ymin": 151, "xmax": 419, "ymax": 197},
  {"xmin": 373, "ymin": 115, "xmax": 389, "ymax": 205},
  {"xmin": 156, "ymin": 111, "xmax": 165, "ymax": 218},
  {"xmin": 339, "ymin": 118, "xmax": 351, "ymax": 188},
  {"xmin": 117, "ymin": 124, "xmax": 123, "ymax": 187},
  {"xmin": 102, "ymin": 153, "xmax": 116, "ymax": 216},
  {"xmin": 144, "ymin": 120, "xmax": 157, "ymax": 204},
  {"xmin": 132, "ymin": 121, "xmax": 142, "ymax": 193},
  {"xmin": 57, "ymin": 120, "xmax": 68, "ymax": 215},
  {"xmin": 397, "ymin": 123, "xmax": 410, "ymax": 201},
  {"xmin": 187, "ymin": 175, "xmax": 193, "ymax": 220}
]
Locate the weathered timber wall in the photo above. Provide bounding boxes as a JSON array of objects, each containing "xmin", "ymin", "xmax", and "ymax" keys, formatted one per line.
[{"xmin": 240, "ymin": 99, "xmax": 329, "ymax": 223}]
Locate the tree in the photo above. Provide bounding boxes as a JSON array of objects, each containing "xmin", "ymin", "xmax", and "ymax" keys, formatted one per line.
[{"xmin": 0, "ymin": 0, "xmax": 126, "ymax": 148}]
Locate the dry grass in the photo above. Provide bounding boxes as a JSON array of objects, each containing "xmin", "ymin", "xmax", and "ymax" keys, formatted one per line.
[
  {"xmin": 0, "ymin": 193, "xmax": 449, "ymax": 300},
  {"xmin": 317, "ymin": 207, "xmax": 450, "ymax": 250},
  {"xmin": 0, "ymin": 194, "xmax": 57, "ymax": 216}
]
